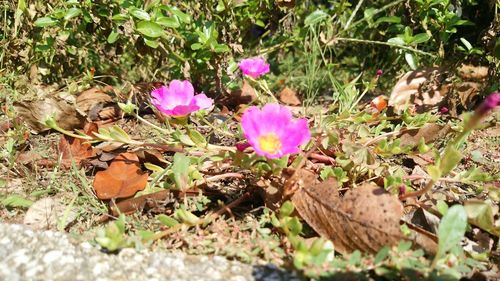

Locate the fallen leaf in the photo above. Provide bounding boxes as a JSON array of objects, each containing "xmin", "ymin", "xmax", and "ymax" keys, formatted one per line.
[
  {"xmin": 14, "ymin": 98, "xmax": 86, "ymax": 133},
  {"xmin": 220, "ymin": 80, "xmax": 256, "ymax": 107},
  {"xmin": 76, "ymin": 88, "xmax": 120, "ymax": 121},
  {"xmin": 292, "ymin": 180, "xmax": 405, "ymax": 254},
  {"xmin": 279, "ymin": 87, "xmax": 301, "ymax": 106},
  {"xmin": 389, "ymin": 67, "xmax": 450, "ymax": 113},
  {"xmin": 93, "ymin": 152, "xmax": 149, "ymax": 200},
  {"xmin": 370, "ymin": 95, "xmax": 387, "ymax": 112},
  {"xmin": 399, "ymin": 124, "xmax": 452, "ymax": 147},
  {"xmin": 58, "ymin": 135, "xmax": 95, "ymax": 167},
  {"xmin": 58, "ymin": 123, "xmax": 97, "ymax": 167},
  {"xmin": 23, "ymin": 197, "xmax": 77, "ymax": 230}
]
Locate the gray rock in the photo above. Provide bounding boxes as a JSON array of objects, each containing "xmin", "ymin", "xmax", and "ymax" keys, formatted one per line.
[{"xmin": 0, "ymin": 223, "xmax": 298, "ymax": 281}]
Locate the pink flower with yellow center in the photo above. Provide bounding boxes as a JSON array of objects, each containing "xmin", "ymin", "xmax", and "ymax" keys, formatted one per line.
[
  {"xmin": 151, "ymin": 80, "xmax": 213, "ymax": 117},
  {"xmin": 241, "ymin": 103, "xmax": 310, "ymax": 159},
  {"xmin": 238, "ymin": 57, "xmax": 270, "ymax": 78}
]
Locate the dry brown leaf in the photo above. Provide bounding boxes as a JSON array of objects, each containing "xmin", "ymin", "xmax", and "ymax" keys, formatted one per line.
[
  {"xmin": 76, "ymin": 88, "xmax": 120, "ymax": 121},
  {"xmin": 14, "ymin": 98, "xmax": 86, "ymax": 133},
  {"xmin": 389, "ymin": 67, "xmax": 450, "ymax": 113},
  {"xmin": 58, "ymin": 123, "xmax": 97, "ymax": 167},
  {"xmin": 279, "ymin": 87, "xmax": 301, "ymax": 106},
  {"xmin": 221, "ymin": 80, "xmax": 256, "ymax": 107},
  {"xmin": 276, "ymin": 0, "xmax": 295, "ymax": 8},
  {"xmin": 93, "ymin": 152, "xmax": 149, "ymax": 200},
  {"xmin": 58, "ymin": 135, "xmax": 94, "ymax": 167},
  {"xmin": 399, "ymin": 124, "xmax": 452, "ymax": 147},
  {"xmin": 292, "ymin": 181, "xmax": 405, "ymax": 255}
]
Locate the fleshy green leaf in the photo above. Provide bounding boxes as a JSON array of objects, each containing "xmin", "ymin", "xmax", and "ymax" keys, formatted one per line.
[
  {"xmin": 439, "ymin": 146, "xmax": 462, "ymax": 175},
  {"xmin": 64, "ymin": 8, "xmax": 82, "ymax": 21},
  {"xmin": 304, "ymin": 10, "xmax": 328, "ymax": 26},
  {"xmin": 435, "ymin": 205, "xmax": 467, "ymax": 261},
  {"xmin": 136, "ymin": 21, "xmax": 165, "ymax": 38},
  {"xmin": 129, "ymin": 8, "xmax": 151, "ymax": 21},
  {"xmin": 34, "ymin": 17, "xmax": 58, "ymax": 27}
]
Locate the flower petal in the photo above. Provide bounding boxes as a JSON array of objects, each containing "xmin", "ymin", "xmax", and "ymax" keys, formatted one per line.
[{"xmin": 191, "ymin": 93, "xmax": 214, "ymax": 110}]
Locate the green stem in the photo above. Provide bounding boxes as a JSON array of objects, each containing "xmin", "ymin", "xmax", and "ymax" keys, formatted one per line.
[
  {"xmin": 133, "ymin": 113, "xmax": 171, "ymax": 134},
  {"xmin": 328, "ymin": 37, "xmax": 436, "ymax": 57}
]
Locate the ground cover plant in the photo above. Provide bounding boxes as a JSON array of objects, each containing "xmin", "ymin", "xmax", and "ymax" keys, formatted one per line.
[{"xmin": 1, "ymin": 0, "xmax": 499, "ymax": 280}]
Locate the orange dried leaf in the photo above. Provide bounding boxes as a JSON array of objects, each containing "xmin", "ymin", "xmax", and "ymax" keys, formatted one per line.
[
  {"xmin": 93, "ymin": 152, "xmax": 149, "ymax": 200},
  {"xmin": 370, "ymin": 95, "xmax": 387, "ymax": 112},
  {"xmin": 279, "ymin": 87, "xmax": 301, "ymax": 106}
]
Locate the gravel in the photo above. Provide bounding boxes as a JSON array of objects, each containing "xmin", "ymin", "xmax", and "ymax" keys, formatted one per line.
[{"xmin": 0, "ymin": 223, "xmax": 298, "ymax": 281}]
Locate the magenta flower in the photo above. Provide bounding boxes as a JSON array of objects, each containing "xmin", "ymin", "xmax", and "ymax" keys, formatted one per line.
[
  {"xmin": 151, "ymin": 80, "xmax": 213, "ymax": 117},
  {"xmin": 476, "ymin": 92, "xmax": 500, "ymax": 116},
  {"xmin": 376, "ymin": 69, "xmax": 383, "ymax": 77},
  {"xmin": 241, "ymin": 103, "xmax": 310, "ymax": 159},
  {"xmin": 238, "ymin": 57, "xmax": 270, "ymax": 78}
]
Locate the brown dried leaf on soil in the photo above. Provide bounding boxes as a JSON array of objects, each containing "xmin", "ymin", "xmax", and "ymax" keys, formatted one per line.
[
  {"xmin": 93, "ymin": 152, "xmax": 149, "ymax": 200},
  {"xmin": 279, "ymin": 87, "xmax": 301, "ymax": 106},
  {"xmin": 399, "ymin": 124, "xmax": 452, "ymax": 147},
  {"xmin": 14, "ymin": 98, "xmax": 86, "ymax": 133},
  {"xmin": 58, "ymin": 123, "xmax": 97, "ymax": 167},
  {"xmin": 76, "ymin": 87, "xmax": 121, "ymax": 121},
  {"xmin": 220, "ymin": 80, "xmax": 256, "ymax": 107},
  {"xmin": 292, "ymin": 180, "xmax": 405, "ymax": 255}
]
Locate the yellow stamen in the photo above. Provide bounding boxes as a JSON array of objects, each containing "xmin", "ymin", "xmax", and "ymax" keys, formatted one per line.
[{"xmin": 257, "ymin": 133, "xmax": 282, "ymax": 155}]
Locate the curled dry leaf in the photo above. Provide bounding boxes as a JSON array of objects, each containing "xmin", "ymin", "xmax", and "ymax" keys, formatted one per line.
[
  {"xmin": 14, "ymin": 98, "xmax": 86, "ymax": 133},
  {"xmin": 76, "ymin": 87, "xmax": 120, "ymax": 121},
  {"xmin": 389, "ymin": 67, "xmax": 451, "ymax": 113},
  {"xmin": 292, "ymin": 178, "xmax": 405, "ymax": 255},
  {"xmin": 279, "ymin": 87, "xmax": 301, "ymax": 106},
  {"xmin": 93, "ymin": 152, "xmax": 149, "ymax": 200}
]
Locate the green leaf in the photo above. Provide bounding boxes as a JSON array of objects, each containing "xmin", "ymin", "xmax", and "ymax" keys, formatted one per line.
[
  {"xmin": 156, "ymin": 16, "xmax": 179, "ymax": 28},
  {"xmin": 107, "ymin": 30, "xmax": 119, "ymax": 43},
  {"xmin": 171, "ymin": 153, "xmax": 190, "ymax": 190},
  {"xmin": 1, "ymin": 195, "xmax": 33, "ymax": 208},
  {"xmin": 411, "ymin": 33, "xmax": 431, "ymax": 44},
  {"xmin": 460, "ymin": 37, "xmax": 473, "ymax": 51},
  {"xmin": 280, "ymin": 201, "xmax": 294, "ymax": 217},
  {"xmin": 157, "ymin": 214, "xmax": 179, "ymax": 227},
  {"xmin": 34, "ymin": 17, "xmax": 58, "ymax": 27},
  {"xmin": 435, "ymin": 205, "xmax": 467, "ymax": 261},
  {"xmin": 375, "ymin": 16, "xmax": 401, "ymax": 25},
  {"xmin": 129, "ymin": 8, "xmax": 151, "ymax": 21},
  {"xmin": 64, "ymin": 7, "xmax": 81, "ymax": 21},
  {"xmin": 169, "ymin": 7, "xmax": 191, "ymax": 23},
  {"xmin": 191, "ymin": 43, "xmax": 203, "ymax": 50},
  {"xmin": 112, "ymin": 14, "xmax": 129, "ymax": 22},
  {"xmin": 436, "ymin": 200, "xmax": 449, "ymax": 216},
  {"xmin": 136, "ymin": 21, "xmax": 165, "ymax": 38},
  {"xmin": 439, "ymin": 146, "xmax": 462, "ymax": 175},
  {"xmin": 213, "ymin": 43, "xmax": 230, "ymax": 53},
  {"xmin": 304, "ymin": 10, "xmax": 328, "ymax": 26},
  {"xmin": 387, "ymin": 37, "xmax": 405, "ymax": 46},
  {"xmin": 464, "ymin": 200, "xmax": 499, "ymax": 237},
  {"xmin": 174, "ymin": 209, "xmax": 199, "ymax": 226},
  {"xmin": 404, "ymin": 52, "xmax": 417, "ymax": 70},
  {"xmin": 427, "ymin": 165, "xmax": 441, "ymax": 181},
  {"xmin": 187, "ymin": 129, "xmax": 207, "ymax": 147},
  {"xmin": 144, "ymin": 37, "xmax": 159, "ymax": 48}
]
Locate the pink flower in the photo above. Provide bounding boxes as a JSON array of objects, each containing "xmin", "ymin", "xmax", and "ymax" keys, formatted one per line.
[
  {"xmin": 238, "ymin": 57, "xmax": 270, "ymax": 78},
  {"xmin": 476, "ymin": 92, "xmax": 500, "ymax": 116},
  {"xmin": 241, "ymin": 103, "xmax": 310, "ymax": 159},
  {"xmin": 151, "ymin": 80, "xmax": 213, "ymax": 117},
  {"xmin": 376, "ymin": 69, "xmax": 383, "ymax": 77}
]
